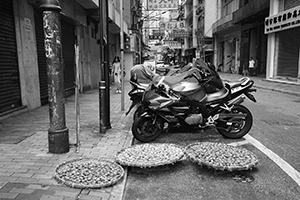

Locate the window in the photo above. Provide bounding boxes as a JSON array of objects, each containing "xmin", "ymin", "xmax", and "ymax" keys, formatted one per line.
[{"xmin": 222, "ymin": 0, "xmax": 238, "ymax": 17}]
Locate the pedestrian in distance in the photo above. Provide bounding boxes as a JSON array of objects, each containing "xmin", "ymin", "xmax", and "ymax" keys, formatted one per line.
[
  {"xmin": 249, "ymin": 57, "xmax": 255, "ymax": 77},
  {"xmin": 112, "ymin": 56, "xmax": 121, "ymax": 93}
]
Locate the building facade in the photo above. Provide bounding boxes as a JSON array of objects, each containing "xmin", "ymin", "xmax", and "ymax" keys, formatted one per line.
[
  {"xmin": 0, "ymin": 0, "xmax": 136, "ymax": 116},
  {"xmin": 265, "ymin": 0, "xmax": 300, "ymax": 83},
  {"xmin": 183, "ymin": 0, "xmax": 217, "ymax": 63}
]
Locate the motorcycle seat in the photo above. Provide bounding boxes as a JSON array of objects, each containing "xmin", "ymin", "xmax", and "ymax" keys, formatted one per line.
[
  {"xmin": 206, "ymin": 87, "xmax": 229, "ymax": 102},
  {"xmin": 224, "ymin": 77, "xmax": 249, "ymax": 88}
]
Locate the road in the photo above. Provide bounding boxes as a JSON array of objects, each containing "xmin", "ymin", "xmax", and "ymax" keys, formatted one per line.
[{"xmin": 123, "ymin": 88, "xmax": 300, "ymax": 200}]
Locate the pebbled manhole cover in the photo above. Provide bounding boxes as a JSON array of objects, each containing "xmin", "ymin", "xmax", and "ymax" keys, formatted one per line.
[
  {"xmin": 115, "ymin": 143, "xmax": 184, "ymax": 168},
  {"xmin": 54, "ymin": 158, "xmax": 124, "ymax": 189},
  {"xmin": 233, "ymin": 173, "xmax": 255, "ymax": 183},
  {"xmin": 185, "ymin": 142, "xmax": 259, "ymax": 171}
]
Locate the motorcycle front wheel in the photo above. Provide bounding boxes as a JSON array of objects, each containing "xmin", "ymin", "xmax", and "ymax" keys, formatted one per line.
[
  {"xmin": 216, "ymin": 105, "xmax": 253, "ymax": 139},
  {"xmin": 133, "ymin": 105, "xmax": 144, "ymax": 120},
  {"xmin": 132, "ymin": 115, "xmax": 163, "ymax": 142}
]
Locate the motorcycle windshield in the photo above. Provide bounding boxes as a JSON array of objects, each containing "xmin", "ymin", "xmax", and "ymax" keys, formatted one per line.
[
  {"xmin": 193, "ymin": 58, "xmax": 224, "ymax": 90},
  {"xmin": 142, "ymin": 83, "xmax": 159, "ymax": 102}
]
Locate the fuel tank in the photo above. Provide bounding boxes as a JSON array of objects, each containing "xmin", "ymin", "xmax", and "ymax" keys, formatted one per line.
[
  {"xmin": 171, "ymin": 81, "xmax": 206, "ymax": 102},
  {"xmin": 172, "ymin": 81, "xmax": 200, "ymax": 92}
]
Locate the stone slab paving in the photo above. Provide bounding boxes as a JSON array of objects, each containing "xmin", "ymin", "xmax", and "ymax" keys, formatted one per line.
[{"xmin": 0, "ymin": 82, "xmax": 134, "ymax": 200}]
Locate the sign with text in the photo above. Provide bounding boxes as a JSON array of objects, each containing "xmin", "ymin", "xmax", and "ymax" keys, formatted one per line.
[
  {"xmin": 149, "ymin": 35, "xmax": 164, "ymax": 40},
  {"xmin": 160, "ymin": 21, "xmax": 185, "ymax": 29},
  {"xmin": 169, "ymin": 29, "xmax": 192, "ymax": 38},
  {"xmin": 164, "ymin": 41, "xmax": 182, "ymax": 49},
  {"xmin": 147, "ymin": 0, "xmax": 179, "ymax": 10},
  {"xmin": 265, "ymin": 5, "xmax": 300, "ymax": 34}
]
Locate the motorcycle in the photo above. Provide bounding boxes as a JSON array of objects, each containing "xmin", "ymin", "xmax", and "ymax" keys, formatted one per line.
[
  {"xmin": 131, "ymin": 58, "xmax": 257, "ymax": 142},
  {"xmin": 126, "ymin": 62, "xmax": 202, "ymax": 119}
]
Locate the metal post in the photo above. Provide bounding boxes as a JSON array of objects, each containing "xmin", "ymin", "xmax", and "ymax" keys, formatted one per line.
[
  {"xmin": 75, "ymin": 43, "xmax": 80, "ymax": 153},
  {"xmin": 98, "ymin": 0, "xmax": 105, "ymax": 133},
  {"xmin": 104, "ymin": 0, "xmax": 111, "ymax": 129},
  {"xmin": 120, "ymin": 0, "xmax": 125, "ymax": 111},
  {"xmin": 40, "ymin": 0, "xmax": 69, "ymax": 154}
]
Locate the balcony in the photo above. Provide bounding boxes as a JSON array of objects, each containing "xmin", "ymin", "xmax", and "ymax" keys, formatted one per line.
[
  {"xmin": 212, "ymin": 14, "xmax": 235, "ymax": 34},
  {"xmin": 232, "ymin": 0, "xmax": 269, "ymax": 24}
]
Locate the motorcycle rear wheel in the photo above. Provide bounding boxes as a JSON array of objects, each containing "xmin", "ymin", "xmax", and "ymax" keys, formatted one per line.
[
  {"xmin": 217, "ymin": 105, "xmax": 253, "ymax": 139},
  {"xmin": 132, "ymin": 115, "xmax": 163, "ymax": 142}
]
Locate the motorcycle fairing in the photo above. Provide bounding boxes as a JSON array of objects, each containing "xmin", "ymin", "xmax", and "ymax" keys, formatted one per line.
[{"xmin": 206, "ymin": 87, "xmax": 230, "ymax": 103}]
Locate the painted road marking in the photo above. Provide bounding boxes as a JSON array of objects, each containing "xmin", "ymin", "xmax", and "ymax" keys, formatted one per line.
[
  {"xmin": 242, "ymin": 135, "xmax": 300, "ymax": 187},
  {"xmin": 227, "ymin": 140, "xmax": 250, "ymax": 147}
]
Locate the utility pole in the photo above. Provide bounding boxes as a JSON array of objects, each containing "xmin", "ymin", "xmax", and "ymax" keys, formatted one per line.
[
  {"xmin": 104, "ymin": 0, "xmax": 111, "ymax": 129},
  {"xmin": 120, "ymin": 0, "xmax": 125, "ymax": 111},
  {"xmin": 98, "ymin": 0, "xmax": 105, "ymax": 133},
  {"xmin": 40, "ymin": 0, "xmax": 69, "ymax": 154}
]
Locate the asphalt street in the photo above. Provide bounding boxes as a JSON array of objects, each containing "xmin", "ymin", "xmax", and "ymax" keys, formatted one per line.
[{"xmin": 123, "ymin": 85, "xmax": 300, "ymax": 200}]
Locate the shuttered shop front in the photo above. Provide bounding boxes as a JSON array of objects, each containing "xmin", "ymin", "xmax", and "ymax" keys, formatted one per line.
[
  {"xmin": 0, "ymin": 0, "xmax": 22, "ymax": 113},
  {"xmin": 34, "ymin": 9, "xmax": 48, "ymax": 105},
  {"xmin": 61, "ymin": 18, "xmax": 75, "ymax": 93},
  {"xmin": 276, "ymin": 27, "xmax": 300, "ymax": 79}
]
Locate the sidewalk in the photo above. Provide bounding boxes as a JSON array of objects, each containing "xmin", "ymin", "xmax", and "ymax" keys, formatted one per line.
[
  {"xmin": 0, "ymin": 82, "xmax": 134, "ymax": 200},
  {"xmin": 219, "ymin": 72, "xmax": 300, "ymax": 97}
]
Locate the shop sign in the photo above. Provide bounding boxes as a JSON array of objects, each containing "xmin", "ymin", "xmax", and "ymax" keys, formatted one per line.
[
  {"xmin": 147, "ymin": 0, "xmax": 179, "ymax": 10},
  {"xmin": 160, "ymin": 21, "xmax": 185, "ymax": 29},
  {"xmin": 169, "ymin": 29, "xmax": 191, "ymax": 38},
  {"xmin": 164, "ymin": 41, "xmax": 182, "ymax": 49},
  {"xmin": 265, "ymin": 5, "xmax": 300, "ymax": 34},
  {"xmin": 149, "ymin": 35, "xmax": 164, "ymax": 40},
  {"xmin": 153, "ymin": 30, "xmax": 165, "ymax": 36}
]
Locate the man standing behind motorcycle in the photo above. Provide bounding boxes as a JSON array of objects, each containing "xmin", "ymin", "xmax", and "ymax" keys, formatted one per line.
[{"xmin": 130, "ymin": 62, "xmax": 156, "ymax": 84}]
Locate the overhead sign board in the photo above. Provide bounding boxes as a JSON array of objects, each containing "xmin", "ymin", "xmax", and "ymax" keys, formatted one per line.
[
  {"xmin": 169, "ymin": 29, "xmax": 192, "ymax": 38},
  {"xmin": 164, "ymin": 41, "xmax": 182, "ymax": 49},
  {"xmin": 265, "ymin": 5, "xmax": 300, "ymax": 34},
  {"xmin": 149, "ymin": 35, "xmax": 164, "ymax": 40},
  {"xmin": 147, "ymin": 0, "xmax": 179, "ymax": 10},
  {"xmin": 160, "ymin": 21, "xmax": 185, "ymax": 29}
]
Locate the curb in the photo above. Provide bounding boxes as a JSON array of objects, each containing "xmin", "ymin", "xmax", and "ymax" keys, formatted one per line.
[
  {"xmin": 113, "ymin": 135, "xmax": 134, "ymax": 200},
  {"xmin": 253, "ymin": 85, "xmax": 300, "ymax": 97},
  {"xmin": 222, "ymin": 78, "xmax": 300, "ymax": 97}
]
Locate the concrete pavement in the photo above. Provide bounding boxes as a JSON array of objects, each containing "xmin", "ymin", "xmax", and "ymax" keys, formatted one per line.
[
  {"xmin": 0, "ymin": 82, "xmax": 134, "ymax": 200},
  {"xmin": 0, "ymin": 72, "xmax": 299, "ymax": 200}
]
